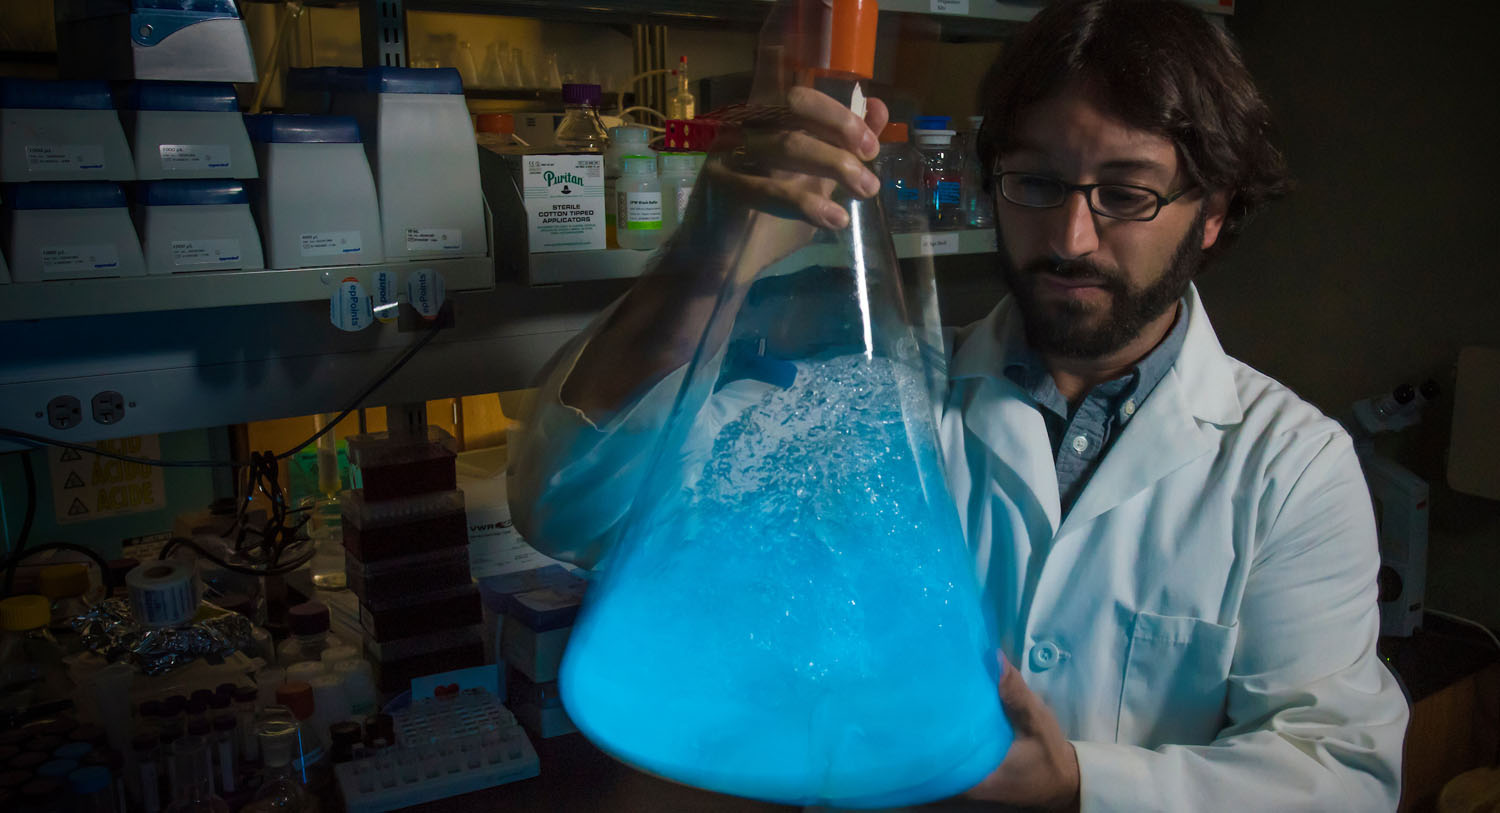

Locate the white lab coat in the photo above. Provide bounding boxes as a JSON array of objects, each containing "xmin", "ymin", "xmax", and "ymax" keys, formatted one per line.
[{"xmin": 509, "ymin": 283, "xmax": 1408, "ymax": 812}]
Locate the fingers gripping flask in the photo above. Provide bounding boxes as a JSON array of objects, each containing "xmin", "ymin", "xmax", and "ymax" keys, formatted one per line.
[{"xmin": 556, "ymin": 1, "xmax": 1011, "ymax": 807}]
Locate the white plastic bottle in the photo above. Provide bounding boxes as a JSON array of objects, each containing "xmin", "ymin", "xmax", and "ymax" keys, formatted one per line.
[
  {"xmin": 615, "ymin": 155, "xmax": 664, "ymax": 250},
  {"xmin": 658, "ymin": 151, "xmax": 700, "ymax": 238},
  {"xmin": 913, "ymin": 115, "xmax": 962, "ymax": 230},
  {"xmin": 604, "ymin": 127, "xmax": 656, "ymax": 249}
]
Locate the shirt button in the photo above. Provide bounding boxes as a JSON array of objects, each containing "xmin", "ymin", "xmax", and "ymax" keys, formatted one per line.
[
  {"xmin": 1124, "ymin": 399, "xmax": 1137, "ymax": 416},
  {"xmin": 1030, "ymin": 640, "xmax": 1062, "ymax": 672},
  {"xmin": 1071, "ymin": 435, "xmax": 1089, "ymax": 454}
]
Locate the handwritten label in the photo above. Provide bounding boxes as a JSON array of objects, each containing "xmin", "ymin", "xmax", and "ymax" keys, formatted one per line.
[
  {"xmin": 171, "ymin": 239, "xmax": 241, "ymax": 267},
  {"xmin": 918, "ymin": 232, "xmax": 960, "ymax": 256},
  {"xmin": 49, "ymin": 435, "xmax": 167, "ymax": 525},
  {"xmin": 26, "ymin": 144, "xmax": 106, "ymax": 172},
  {"xmin": 159, "ymin": 144, "xmax": 231, "ymax": 171},
  {"xmin": 930, "ymin": 0, "xmax": 970, "ymax": 14},
  {"xmin": 405, "ymin": 227, "xmax": 462, "ymax": 254},
  {"xmin": 41, "ymin": 244, "xmax": 120, "ymax": 275}
]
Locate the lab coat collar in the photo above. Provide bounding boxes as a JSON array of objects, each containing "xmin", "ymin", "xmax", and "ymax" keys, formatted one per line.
[{"xmin": 948, "ymin": 282, "xmax": 1244, "ymax": 539}]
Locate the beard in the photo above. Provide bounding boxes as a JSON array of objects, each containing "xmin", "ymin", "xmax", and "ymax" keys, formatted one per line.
[{"xmin": 999, "ymin": 209, "xmax": 1206, "ymax": 359}]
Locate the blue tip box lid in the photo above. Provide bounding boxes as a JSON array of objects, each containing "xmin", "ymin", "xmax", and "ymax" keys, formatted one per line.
[
  {"xmin": 366, "ymin": 67, "xmax": 464, "ymax": 95},
  {"xmin": 913, "ymin": 115, "xmax": 953, "ymax": 131},
  {"xmin": 135, "ymin": 179, "xmax": 249, "ymax": 206},
  {"xmin": 243, "ymin": 114, "xmax": 361, "ymax": 144},
  {"xmin": 119, "ymin": 81, "xmax": 240, "ymax": 112},
  {"xmin": 0, "ymin": 78, "xmax": 114, "ymax": 111},
  {"xmin": 134, "ymin": 0, "xmax": 241, "ymax": 13},
  {"xmin": 2, "ymin": 182, "xmax": 127, "ymax": 210}
]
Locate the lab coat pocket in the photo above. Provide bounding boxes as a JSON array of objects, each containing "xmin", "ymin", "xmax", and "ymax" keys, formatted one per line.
[{"xmin": 1116, "ymin": 611, "xmax": 1239, "ymax": 749}]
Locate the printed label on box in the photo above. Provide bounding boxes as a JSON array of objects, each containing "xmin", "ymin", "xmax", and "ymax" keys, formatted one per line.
[
  {"xmin": 171, "ymin": 238, "xmax": 241, "ymax": 266},
  {"xmin": 300, "ymin": 230, "xmax": 362, "ymax": 257},
  {"xmin": 523, "ymin": 154, "xmax": 605, "ymax": 252},
  {"xmin": 930, "ymin": 0, "xmax": 970, "ymax": 14},
  {"xmin": 918, "ymin": 232, "xmax": 960, "ymax": 256},
  {"xmin": 40, "ymin": 244, "xmax": 120, "ymax": 275},
  {"xmin": 406, "ymin": 227, "xmax": 462, "ymax": 253},
  {"xmin": 159, "ymin": 144, "xmax": 231, "ymax": 171},
  {"xmin": 26, "ymin": 144, "xmax": 106, "ymax": 172}
]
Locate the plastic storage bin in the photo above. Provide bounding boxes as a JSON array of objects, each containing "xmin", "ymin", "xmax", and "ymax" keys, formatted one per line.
[
  {"xmin": 117, "ymin": 81, "xmax": 256, "ymax": 180},
  {"xmin": 244, "ymin": 113, "xmax": 384, "ymax": 269},
  {"xmin": 340, "ymin": 489, "xmax": 468, "ymax": 561},
  {"xmin": 0, "ymin": 79, "xmax": 134, "ymax": 182},
  {"xmin": 346, "ymin": 426, "xmax": 459, "ymax": 501},
  {"xmin": 132, "ymin": 179, "xmax": 263, "ymax": 273},
  {"xmin": 54, "ymin": 0, "xmax": 258, "ymax": 84},
  {"xmin": 332, "ymin": 68, "xmax": 486, "ymax": 262},
  {"xmin": 1, "ymin": 182, "xmax": 146, "ymax": 281}
]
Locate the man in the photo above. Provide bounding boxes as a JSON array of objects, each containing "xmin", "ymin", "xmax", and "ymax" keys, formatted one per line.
[{"xmin": 510, "ymin": 0, "xmax": 1408, "ymax": 809}]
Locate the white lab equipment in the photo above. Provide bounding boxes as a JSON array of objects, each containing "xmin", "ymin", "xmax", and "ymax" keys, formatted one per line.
[
  {"xmin": 54, "ymin": 0, "xmax": 258, "ymax": 83},
  {"xmin": 244, "ymin": 114, "xmax": 384, "ymax": 269},
  {"xmin": 118, "ymin": 81, "xmax": 256, "ymax": 180},
  {"xmin": 1, "ymin": 78, "xmax": 134, "ymax": 182},
  {"xmin": 329, "ymin": 68, "xmax": 486, "ymax": 262},
  {"xmin": 132, "ymin": 180, "xmax": 263, "ymax": 274},
  {"xmin": 1, "ymin": 181, "xmax": 146, "ymax": 281},
  {"xmin": 1360, "ymin": 453, "xmax": 1428, "ymax": 638}
]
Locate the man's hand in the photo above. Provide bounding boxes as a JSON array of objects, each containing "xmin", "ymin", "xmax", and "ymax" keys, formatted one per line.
[{"xmin": 965, "ymin": 653, "xmax": 1082, "ymax": 811}]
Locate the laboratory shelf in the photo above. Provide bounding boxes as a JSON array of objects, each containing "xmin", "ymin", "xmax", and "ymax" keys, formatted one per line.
[
  {"xmin": 0, "ymin": 255, "xmax": 495, "ymax": 322},
  {"xmin": 522, "ymin": 229, "xmax": 995, "ymax": 285}
]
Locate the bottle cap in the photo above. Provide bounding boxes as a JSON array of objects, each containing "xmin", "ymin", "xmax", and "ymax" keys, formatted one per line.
[
  {"xmin": 827, "ymin": 0, "xmax": 878, "ymax": 79},
  {"xmin": 363, "ymin": 713, "xmax": 394, "ymax": 746},
  {"xmin": 561, "ymin": 83, "xmax": 602, "ymax": 106},
  {"xmin": 878, "ymin": 122, "xmax": 908, "ymax": 143},
  {"xmin": 475, "ymin": 112, "xmax": 514, "ymax": 134},
  {"xmin": 0, "ymin": 596, "xmax": 51, "ymax": 631},
  {"xmin": 215, "ymin": 682, "xmax": 238, "ymax": 698},
  {"xmin": 913, "ymin": 115, "xmax": 952, "ymax": 131},
  {"xmin": 187, "ymin": 719, "xmax": 210, "ymax": 737},
  {"xmin": 276, "ymin": 682, "xmax": 315, "ymax": 720},
  {"xmin": 214, "ymin": 592, "xmax": 255, "ymax": 618},
  {"xmin": 185, "ymin": 700, "xmax": 208, "ymax": 718},
  {"xmin": 190, "ymin": 689, "xmax": 215, "ymax": 706},
  {"xmin": 37, "ymin": 564, "xmax": 89, "ymax": 599},
  {"xmin": 288, "ymin": 601, "xmax": 330, "ymax": 635}
]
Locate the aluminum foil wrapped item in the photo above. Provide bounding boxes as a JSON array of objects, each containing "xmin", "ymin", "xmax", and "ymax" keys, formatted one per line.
[{"xmin": 71, "ymin": 598, "xmax": 256, "ymax": 676}]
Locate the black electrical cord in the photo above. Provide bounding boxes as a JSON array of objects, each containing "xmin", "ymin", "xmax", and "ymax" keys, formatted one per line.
[
  {"xmin": 12, "ymin": 452, "xmax": 36, "ymax": 554},
  {"xmin": 157, "ymin": 536, "xmax": 313, "ymax": 578},
  {"xmin": 0, "ymin": 313, "xmax": 447, "ymax": 468}
]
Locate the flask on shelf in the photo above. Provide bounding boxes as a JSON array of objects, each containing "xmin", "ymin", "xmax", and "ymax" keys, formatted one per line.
[
  {"xmin": 554, "ymin": 83, "xmax": 609, "ymax": 153},
  {"xmin": 913, "ymin": 115, "xmax": 962, "ymax": 230},
  {"xmin": 666, "ymin": 56, "xmax": 697, "ymax": 121}
]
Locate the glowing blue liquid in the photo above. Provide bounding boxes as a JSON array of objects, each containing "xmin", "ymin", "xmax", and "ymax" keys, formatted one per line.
[{"xmin": 562, "ymin": 356, "xmax": 1011, "ymax": 807}]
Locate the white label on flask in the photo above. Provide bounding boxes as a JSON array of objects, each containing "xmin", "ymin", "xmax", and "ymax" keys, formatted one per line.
[
  {"xmin": 27, "ymin": 144, "xmax": 107, "ymax": 172},
  {"xmin": 300, "ymin": 230, "xmax": 363, "ymax": 257},
  {"xmin": 330, "ymin": 276, "xmax": 372, "ymax": 332},
  {"xmin": 373, "ymin": 270, "xmax": 400, "ymax": 323},
  {"xmin": 623, "ymin": 192, "xmax": 663, "ymax": 230},
  {"xmin": 406, "ymin": 227, "xmax": 462, "ymax": 253},
  {"xmin": 40, "ymin": 244, "xmax": 120, "ymax": 274},
  {"xmin": 171, "ymin": 238, "xmax": 241, "ymax": 266},
  {"xmin": 406, "ymin": 268, "xmax": 446, "ymax": 319},
  {"xmin": 159, "ymin": 144, "xmax": 232, "ymax": 171},
  {"xmin": 918, "ymin": 232, "xmax": 960, "ymax": 256},
  {"xmin": 930, "ymin": 0, "xmax": 970, "ymax": 14},
  {"xmin": 523, "ymin": 154, "xmax": 606, "ymax": 252}
]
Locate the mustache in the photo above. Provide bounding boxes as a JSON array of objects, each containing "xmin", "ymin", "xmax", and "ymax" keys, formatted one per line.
[{"xmin": 1018, "ymin": 258, "xmax": 1128, "ymax": 292}]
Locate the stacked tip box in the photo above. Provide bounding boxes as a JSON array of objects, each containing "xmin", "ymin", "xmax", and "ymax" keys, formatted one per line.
[{"xmin": 342, "ymin": 427, "xmax": 485, "ymax": 695}]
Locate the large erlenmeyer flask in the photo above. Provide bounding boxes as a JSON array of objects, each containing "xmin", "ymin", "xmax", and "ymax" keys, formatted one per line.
[{"xmin": 557, "ymin": 2, "xmax": 1011, "ymax": 808}]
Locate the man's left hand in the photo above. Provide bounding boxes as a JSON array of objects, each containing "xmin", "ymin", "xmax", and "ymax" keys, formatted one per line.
[{"xmin": 964, "ymin": 653, "xmax": 1082, "ymax": 811}]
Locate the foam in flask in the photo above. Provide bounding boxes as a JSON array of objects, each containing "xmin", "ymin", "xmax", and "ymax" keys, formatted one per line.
[{"xmin": 557, "ymin": 1, "xmax": 1011, "ymax": 807}]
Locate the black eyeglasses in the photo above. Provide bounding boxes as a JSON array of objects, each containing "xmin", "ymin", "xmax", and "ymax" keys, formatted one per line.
[{"xmin": 994, "ymin": 171, "xmax": 1192, "ymax": 222}]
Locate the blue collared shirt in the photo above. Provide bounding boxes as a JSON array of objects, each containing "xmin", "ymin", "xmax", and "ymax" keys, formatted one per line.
[{"xmin": 1002, "ymin": 301, "xmax": 1190, "ymax": 515}]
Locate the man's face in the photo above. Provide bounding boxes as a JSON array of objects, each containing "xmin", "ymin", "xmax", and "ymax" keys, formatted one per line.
[{"xmin": 994, "ymin": 82, "xmax": 1227, "ymax": 359}]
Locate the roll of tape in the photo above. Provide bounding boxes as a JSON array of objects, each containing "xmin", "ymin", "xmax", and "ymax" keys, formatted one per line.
[{"xmin": 126, "ymin": 561, "xmax": 199, "ymax": 628}]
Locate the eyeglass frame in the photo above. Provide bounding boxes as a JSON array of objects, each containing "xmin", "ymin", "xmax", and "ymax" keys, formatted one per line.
[{"xmin": 991, "ymin": 170, "xmax": 1195, "ymax": 222}]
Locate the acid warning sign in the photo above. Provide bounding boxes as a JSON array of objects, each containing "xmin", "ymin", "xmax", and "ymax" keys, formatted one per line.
[{"xmin": 49, "ymin": 435, "xmax": 167, "ymax": 525}]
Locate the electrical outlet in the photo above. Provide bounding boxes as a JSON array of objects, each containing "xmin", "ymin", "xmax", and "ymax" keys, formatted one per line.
[
  {"xmin": 92, "ymin": 390, "xmax": 126, "ymax": 425},
  {"xmin": 47, "ymin": 395, "xmax": 83, "ymax": 430}
]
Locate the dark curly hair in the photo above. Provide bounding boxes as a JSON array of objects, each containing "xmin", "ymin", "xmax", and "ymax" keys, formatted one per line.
[{"xmin": 976, "ymin": 0, "xmax": 1291, "ymax": 260}]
